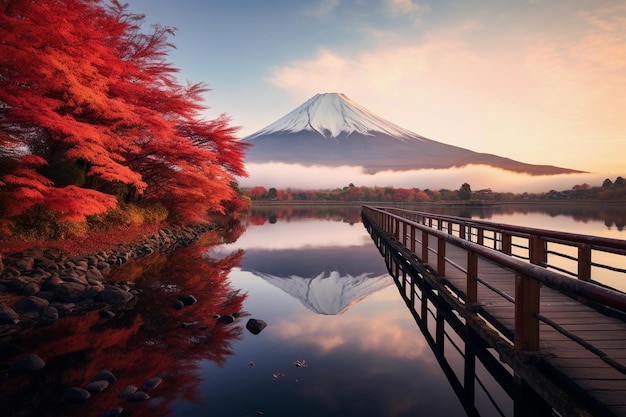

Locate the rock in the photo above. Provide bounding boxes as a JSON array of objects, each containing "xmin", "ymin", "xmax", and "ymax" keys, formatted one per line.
[
  {"xmin": 246, "ymin": 318, "xmax": 268, "ymax": 335},
  {"xmin": 54, "ymin": 282, "xmax": 87, "ymax": 302},
  {"xmin": 85, "ymin": 379, "xmax": 110, "ymax": 393},
  {"xmin": 98, "ymin": 407, "xmax": 124, "ymax": 417},
  {"xmin": 41, "ymin": 274, "xmax": 63, "ymax": 291},
  {"xmin": 85, "ymin": 268, "xmax": 104, "ymax": 282},
  {"xmin": 173, "ymin": 300, "xmax": 184, "ymax": 310},
  {"xmin": 36, "ymin": 291, "xmax": 55, "ymax": 301},
  {"xmin": 63, "ymin": 386, "xmax": 91, "ymax": 403},
  {"xmin": 96, "ymin": 285, "xmax": 134, "ymax": 305},
  {"xmin": 127, "ymin": 390, "xmax": 150, "ymax": 402},
  {"xmin": 50, "ymin": 302, "xmax": 75, "ymax": 315},
  {"xmin": 90, "ymin": 370, "xmax": 117, "ymax": 384},
  {"xmin": 97, "ymin": 261, "xmax": 111, "ymax": 271},
  {"xmin": 9, "ymin": 354, "xmax": 46, "ymax": 373},
  {"xmin": 217, "ymin": 314, "xmax": 235, "ymax": 324},
  {"xmin": 141, "ymin": 377, "xmax": 162, "ymax": 391},
  {"xmin": 60, "ymin": 271, "xmax": 88, "ymax": 285},
  {"xmin": 177, "ymin": 294, "xmax": 197, "ymax": 306},
  {"xmin": 12, "ymin": 256, "xmax": 34, "ymax": 272},
  {"xmin": 118, "ymin": 385, "xmax": 138, "ymax": 398},
  {"xmin": 13, "ymin": 296, "xmax": 49, "ymax": 313},
  {"xmin": 99, "ymin": 310, "xmax": 116, "ymax": 319},
  {"xmin": 41, "ymin": 305, "xmax": 59, "ymax": 322},
  {"xmin": 22, "ymin": 282, "xmax": 40, "ymax": 296},
  {"xmin": 0, "ymin": 305, "xmax": 20, "ymax": 324}
]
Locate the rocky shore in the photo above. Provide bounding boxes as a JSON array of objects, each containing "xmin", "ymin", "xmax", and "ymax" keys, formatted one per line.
[{"xmin": 0, "ymin": 223, "xmax": 213, "ymax": 335}]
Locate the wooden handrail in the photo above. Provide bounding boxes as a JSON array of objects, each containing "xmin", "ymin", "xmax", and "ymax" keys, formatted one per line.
[{"xmin": 362, "ymin": 205, "xmax": 626, "ymax": 353}]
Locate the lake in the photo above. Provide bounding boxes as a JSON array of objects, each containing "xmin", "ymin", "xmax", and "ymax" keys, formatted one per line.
[{"xmin": 0, "ymin": 203, "xmax": 624, "ymax": 417}]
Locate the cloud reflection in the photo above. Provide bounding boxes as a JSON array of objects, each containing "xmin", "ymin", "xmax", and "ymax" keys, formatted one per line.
[{"xmin": 271, "ymin": 287, "xmax": 430, "ymax": 360}]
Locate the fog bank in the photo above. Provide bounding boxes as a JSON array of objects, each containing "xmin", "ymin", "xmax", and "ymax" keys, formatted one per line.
[{"xmin": 239, "ymin": 163, "xmax": 607, "ymax": 193}]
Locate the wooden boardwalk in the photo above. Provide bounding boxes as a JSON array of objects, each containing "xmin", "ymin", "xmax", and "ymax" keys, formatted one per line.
[{"xmin": 362, "ymin": 206, "xmax": 626, "ymax": 417}]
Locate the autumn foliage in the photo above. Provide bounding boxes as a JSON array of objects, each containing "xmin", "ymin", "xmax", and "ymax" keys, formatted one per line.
[{"xmin": 0, "ymin": 0, "xmax": 247, "ymax": 232}]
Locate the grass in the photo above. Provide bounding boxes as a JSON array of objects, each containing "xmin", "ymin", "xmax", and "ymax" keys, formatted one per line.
[{"xmin": 0, "ymin": 222, "xmax": 164, "ymax": 257}]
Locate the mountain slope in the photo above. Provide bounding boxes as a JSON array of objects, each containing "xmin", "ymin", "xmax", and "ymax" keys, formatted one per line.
[{"xmin": 242, "ymin": 93, "xmax": 584, "ymax": 175}]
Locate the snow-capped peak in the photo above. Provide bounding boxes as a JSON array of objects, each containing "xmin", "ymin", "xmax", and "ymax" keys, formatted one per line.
[{"xmin": 246, "ymin": 93, "xmax": 423, "ymax": 140}]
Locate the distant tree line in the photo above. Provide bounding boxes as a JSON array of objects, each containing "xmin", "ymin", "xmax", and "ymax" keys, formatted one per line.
[{"xmin": 244, "ymin": 177, "xmax": 626, "ymax": 203}]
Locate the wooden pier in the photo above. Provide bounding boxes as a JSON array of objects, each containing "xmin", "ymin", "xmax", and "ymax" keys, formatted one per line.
[{"xmin": 362, "ymin": 206, "xmax": 626, "ymax": 417}]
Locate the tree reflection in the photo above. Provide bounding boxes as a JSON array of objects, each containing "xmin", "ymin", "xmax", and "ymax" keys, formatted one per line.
[
  {"xmin": 0, "ymin": 229, "xmax": 247, "ymax": 417},
  {"xmin": 246, "ymin": 205, "xmax": 363, "ymax": 225}
]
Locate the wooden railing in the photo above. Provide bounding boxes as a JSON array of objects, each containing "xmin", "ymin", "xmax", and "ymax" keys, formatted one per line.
[
  {"xmin": 362, "ymin": 205, "xmax": 626, "ymax": 353},
  {"xmin": 381, "ymin": 207, "xmax": 626, "ymax": 285}
]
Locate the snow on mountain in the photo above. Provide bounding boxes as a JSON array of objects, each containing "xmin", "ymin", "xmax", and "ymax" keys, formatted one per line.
[
  {"xmin": 246, "ymin": 92, "xmax": 424, "ymax": 140},
  {"xmin": 252, "ymin": 270, "xmax": 392, "ymax": 315},
  {"xmin": 241, "ymin": 92, "xmax": 585, "ymax": 176}
]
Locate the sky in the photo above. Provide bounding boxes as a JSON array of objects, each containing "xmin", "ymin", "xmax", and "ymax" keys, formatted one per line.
[{"xmin": 126, "ymin": 0, "xmax": 626, "ymax": 191}]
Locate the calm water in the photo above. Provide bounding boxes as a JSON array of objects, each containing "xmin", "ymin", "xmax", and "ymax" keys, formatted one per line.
[{"xmin": 0, "ymin": 203, "xmax": 624, "ymax": 417}]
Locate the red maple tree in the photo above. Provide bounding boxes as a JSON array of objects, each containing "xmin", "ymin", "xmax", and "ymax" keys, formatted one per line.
[{"xmin": 0, "ymin": 0, "xmax": 247, "ymax": 226}]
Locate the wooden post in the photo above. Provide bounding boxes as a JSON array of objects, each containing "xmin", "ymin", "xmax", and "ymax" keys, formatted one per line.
[
  {"xmin": 394, "ymin": 218, "xmax": 400, "ymax": 240},
  {"xmin": 437, "ymin": 236, "xmax": 446, "ymax": 276},
  {"xmin": 477, "ymin": 228, "xmax": 484, "ymax": 246},
  {"xmin": 529, "ymin": 236, "xmax": 547, "ymax": 266},
  {"xmin": 410, "ymin": 225, "xmax": 416, "ymax": 254},
  {"xmin": 578, "ymin": 243, "xmax": 591, "ymax": 282},
  {"xmin": 402, "ymin": 221, "xmax": 407, "ymax": 246},
  {"xmin": 422, "ymin": 230, "xmax": 429, "ymax": 264},
  {"xmin": 501, "ymin": 232, "xmax": 512, "ymax": 255},
  {"xmin": 466, "ymin": 252, "xmax": 478, "ymax": 305},
  {"xmin": 515, "ymin": 273, "xmax": 540, "ymax": 352}
]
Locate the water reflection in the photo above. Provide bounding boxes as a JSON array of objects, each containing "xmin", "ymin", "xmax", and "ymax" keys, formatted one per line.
[
  {"xmin": 1, "ymin": 204, "xmax": 620, "ymax": 417},
  {"xmin": 0, "ymin": 229, "xmax": 247, "ymax": 417},
  {"xmin": 405, "ymin": 202, "xmax": 626, "ymax": 234}
]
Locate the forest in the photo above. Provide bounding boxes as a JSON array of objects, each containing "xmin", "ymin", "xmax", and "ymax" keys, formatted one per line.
[
  {"xmin": 0, "ymin": 0, "xmax": 248, "ymax": 240},
  {"xmin": 245, "ymin": 177, "xmax": 626, "ymax": 203}
]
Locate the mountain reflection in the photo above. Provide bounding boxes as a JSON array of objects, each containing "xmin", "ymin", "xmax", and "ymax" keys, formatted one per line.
[
  {"xmin": 221, "ymin": 206, "xmax": 392, "ymax": 315},
  {"xmin": 241, "ymin": 246, "xmax": 391, "ymax": 315},
  {"xmin": 0, "ymin": 229, "xmax": 246, "ymax": 417}
]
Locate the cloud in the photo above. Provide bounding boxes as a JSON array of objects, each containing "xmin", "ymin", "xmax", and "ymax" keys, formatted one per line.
[
  {"xmin": 263, "ymin": 3, "xmax": 626, "ymax": 174},
  {"xmin": 385, "ymin": 0, "xmax": 430, "ymax": 24},
  {"xmin": 304, "ymin": 0, "xmax": 341, "ymax": 17},
  {"xmin": 239, "ymin": 162, "xmax": 604, "ymax": 193}
]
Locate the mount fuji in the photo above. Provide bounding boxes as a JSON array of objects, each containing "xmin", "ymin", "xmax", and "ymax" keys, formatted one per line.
[{"xmin": 242, "ymin": 93, "xmax": 583, "ymax": 175}]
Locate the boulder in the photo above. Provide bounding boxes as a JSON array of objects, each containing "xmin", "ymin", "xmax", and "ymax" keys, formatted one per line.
[
  {"xmin": 98, "ymin": 407, "xmax": 124, "ymax": 417},
  {"xmin": 90, "ymin": 370, "xmax": 117, "ymax": 384},
  {"xmin": 0, "ymin": 305, "xmax": 20, "ymax": 324},
  {"xmin": 178, "ymin": 294, "xmax": 197, "ymax": 306},
  {"xmin": 41, "ymin": 305, "xmax": 59, "ymax": 322},
  {"xmin": 85, "ymin": 379, "xmax": 110, "ymax": 394},
  {"xmin": 13, "ymin": 296, "xmax": 49, "ymax": 313},
  {"xmin": 127, "ymin": 391, "xmax": 150, "ymax": 402},
  {"xmin": 246, "ymin": 318, "xmax": 268, "ymax": 335},
  {"xmin": 217, "ymin": 314, "xmax": 235, "ymax": 324},
  {"xmin": 96, "ymin": 285, "xmax": 134, "ymax": 305},
  {"xmin": 10, "ymin": 354, "xmax": 46, "ymax": 373},
  {"xmin": 118, "ymin": 385, "xmax": 138, "ymax": 398},
  {"xmin": 141, "ymin": 377, "xmax": 162, "ymax": 391},
  {"xmin": 63, "ymin": 386, "xmax": 91, "ymax": 403},
  {"xmin": 54, "ymin": 282, "xmax": 87, "ymax": 302}
]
